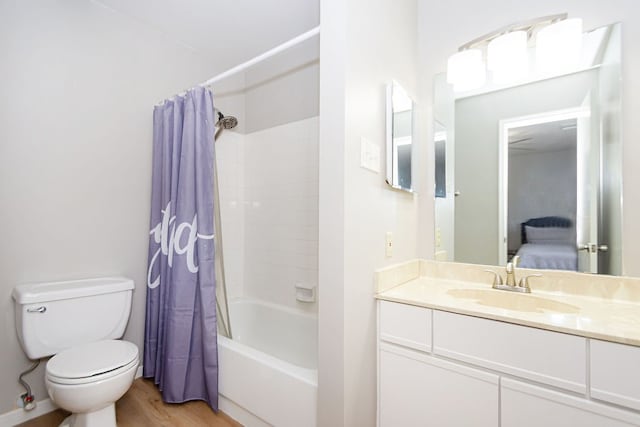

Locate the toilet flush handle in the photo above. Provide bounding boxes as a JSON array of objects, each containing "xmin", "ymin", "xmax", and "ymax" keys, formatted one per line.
[{"xmin": 26, "ymin": 306, "xmax": 46, "ymax": 313}]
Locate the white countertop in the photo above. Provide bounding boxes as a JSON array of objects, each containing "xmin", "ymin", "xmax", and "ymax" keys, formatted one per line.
[{"xmin": 375, "ymin": 260, "xmax": 640, "ymax": 346}]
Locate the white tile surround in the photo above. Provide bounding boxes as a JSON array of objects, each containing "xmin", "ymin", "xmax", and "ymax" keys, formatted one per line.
[
  {"xmin": 216, "ymin": 117, "xmax": 319, "ymax": 312},
  {"xmin": 216, "ymin": 131, "xmax": 246, "ymax": 301}
]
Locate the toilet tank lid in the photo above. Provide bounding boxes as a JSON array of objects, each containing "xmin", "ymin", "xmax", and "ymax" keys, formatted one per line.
[{"xmin": 12, "ymin": 277, "xmax": 134, "ymax": 304}]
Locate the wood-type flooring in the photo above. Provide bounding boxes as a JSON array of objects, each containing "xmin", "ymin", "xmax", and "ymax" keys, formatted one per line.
[{"xmin": 17, "ymin": 378, "xmax": 241, "ymax": 427}]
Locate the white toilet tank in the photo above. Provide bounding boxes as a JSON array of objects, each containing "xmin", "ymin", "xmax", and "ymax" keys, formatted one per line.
[{"xmin": 13, "ymin": 277, "xmax": 134, "ymax": 359}]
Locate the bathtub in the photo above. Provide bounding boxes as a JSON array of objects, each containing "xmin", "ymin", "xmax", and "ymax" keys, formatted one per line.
[{"xmin": 218, "ymin": 298, "xmax": 317, "ymax": 427}]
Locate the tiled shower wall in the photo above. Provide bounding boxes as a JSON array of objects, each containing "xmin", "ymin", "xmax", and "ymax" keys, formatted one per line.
[
  {"xmin": 215, "ymin": 131, "xmax": 245, "ymax": 301},
  {"xmin": 216, "ymin": 117, "xmax": 319, "ymax": 312}
]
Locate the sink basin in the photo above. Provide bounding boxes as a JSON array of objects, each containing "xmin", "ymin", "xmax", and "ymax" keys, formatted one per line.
[{"xmin": 447, "ymin": 288, "xmax": 580, "ymax": 314}]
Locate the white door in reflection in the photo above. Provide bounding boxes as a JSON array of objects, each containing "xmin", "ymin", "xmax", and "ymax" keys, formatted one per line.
[
  {"xmin": 499, "ymin": 106, "xmax": 599, "ymax": 273},
  {"xmin": 576, "ymin": 94, "xmax": 599, "ymax": 273}
]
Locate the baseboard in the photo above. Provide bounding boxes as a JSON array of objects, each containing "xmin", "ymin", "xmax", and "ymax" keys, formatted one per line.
[
  {"xmin": 0, "ymin": 364, "xmax": 144, "ymax": 426},
  {"xmin": 0, "ymin": 398, "xmax": 58, "ymax": 427}
]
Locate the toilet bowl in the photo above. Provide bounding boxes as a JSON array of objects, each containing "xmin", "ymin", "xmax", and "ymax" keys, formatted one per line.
[
  {"xmin": 46, "ymin": 340, "xmax": 139, "ymax": 427},
  {"xmin": 12, "ymin": 277, "xmax": 138, "ymax": 427}
]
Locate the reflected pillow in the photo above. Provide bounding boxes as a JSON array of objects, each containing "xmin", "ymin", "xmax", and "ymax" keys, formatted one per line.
[{"xmin": 525, "ymin": 226, "xmax": 572, "ymax": 244}]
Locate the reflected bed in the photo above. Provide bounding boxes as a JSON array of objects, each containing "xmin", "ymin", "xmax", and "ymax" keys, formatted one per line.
[{"xmin": 516, "ymin": 216, "xmax": 577, "ymax": 271}]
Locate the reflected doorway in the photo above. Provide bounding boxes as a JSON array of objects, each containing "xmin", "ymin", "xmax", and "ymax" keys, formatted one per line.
[{"xmin": 499, "ymin": 107, "xmax": 606, "ymax": 273}]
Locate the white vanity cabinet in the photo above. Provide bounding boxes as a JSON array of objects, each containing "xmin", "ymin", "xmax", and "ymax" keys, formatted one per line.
[
  {"xmin": 433, "ymin": 310, "xmax": 587, "ymax": 393},
  {"xmin": 590, "ymin": 340, "xmax": 640, "ymax": 411},
  {"xmin": 379, "ymin": 344, "xmax": 498, "ymax": 427},
  {"xmin": 377, "ymin": 300, "xmax": 640, "ymax": 427},
  {"xmin": 377, "ymin": 301, "xmax": 498, "ymax": 427},
  {"xmin": 379, "ymin": 300, "xmax": 431, "ymax": 352},
  {"xmin": 501, "ymin": 378, "xmax": 640, "ymax": 427}
]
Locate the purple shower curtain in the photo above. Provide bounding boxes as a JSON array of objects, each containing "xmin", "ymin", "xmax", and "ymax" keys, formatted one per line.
[{"xmin": 143, "ymin": 86, "xmax": 218, "ymax": 410}]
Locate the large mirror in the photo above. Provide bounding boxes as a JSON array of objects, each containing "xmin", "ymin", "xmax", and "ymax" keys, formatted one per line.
[
  {"xmin": 386, "ymin": 81, "xmax": 414, "ymax": 192},
  {"xmin": 434, "ymin": 21, "xmax": 622, "ymax": 275}
]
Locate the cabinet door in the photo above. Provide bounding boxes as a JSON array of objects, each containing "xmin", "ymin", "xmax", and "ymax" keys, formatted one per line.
[
  {"xmin": 501, "ymin": 378, "xmax": 640, "ymax": 427},
  {"xmin": 379, "ymin": 345, "xmax": 498, "ymax": 427},
  {"xmin": 591, "ymin": 339, "xmax": 640, "ymax": 411}
]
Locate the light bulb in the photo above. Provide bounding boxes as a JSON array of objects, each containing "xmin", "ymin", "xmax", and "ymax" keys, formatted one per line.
[
  {"xmin": 447, "ymin": 49, "xmax": 486, "ymax": 92},
  {"xmin": 487, "ymin": 31, "xmax": 528, "ymax": 84},
  {"xmin": 536, "ymin": 18, "xmax": 583, "ymax": 75}
]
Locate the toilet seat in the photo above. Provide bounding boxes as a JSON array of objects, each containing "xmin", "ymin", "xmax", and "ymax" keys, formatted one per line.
[{"xmin": 47, "ymin": 340, "xmax": 138, "ymax": 386}]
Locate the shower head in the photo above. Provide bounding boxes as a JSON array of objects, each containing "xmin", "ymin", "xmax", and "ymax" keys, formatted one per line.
[
  {"xmin": 216, "ymin": 111, "xmax": 238, "ymax": 130},
  {"xmin": 214, "ymin": 110, "xmax": 238, "ymax": 140}
]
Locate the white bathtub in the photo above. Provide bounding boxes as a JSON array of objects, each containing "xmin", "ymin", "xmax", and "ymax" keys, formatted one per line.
[{"xmin": 218, "ymin": 298, "xmax": 317, "ymax": 427}]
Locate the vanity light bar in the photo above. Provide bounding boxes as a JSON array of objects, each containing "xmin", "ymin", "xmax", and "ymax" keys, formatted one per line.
[
  {"xmin": 458, "ymin": 13, "xmax": 567, "ymax": 51},
  {"xmin": 487, "ymin": 31, "xmax": 528, "ymax": 85},
  {"xmin": 536, "ymin": 18, "xmax": 584, "ymax": 75},
  {"xmin": 447, "ymin": 13, "xmax": 586, "ymax": 92},
  {"xmin": 447, "ymin": 49, "xmax": 486, "ymax": 91}
]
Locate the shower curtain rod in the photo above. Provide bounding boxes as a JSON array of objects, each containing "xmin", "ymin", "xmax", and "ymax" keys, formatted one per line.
[
  {"xmin": 157, "ymin": 26, "xmax": 319, "ymax": 105},
  {"xmin": 201, "ymin": 25, "xmax": 320, "ymax": 87}
]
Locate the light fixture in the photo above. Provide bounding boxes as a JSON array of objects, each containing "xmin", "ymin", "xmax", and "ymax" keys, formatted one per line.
[
  {"xmin": 536, "ymin": 18, "xmax": 583, "ymax": 75},
  {"xmin": 487, "ymin": 30, "xmax": 528, "ymax": 84},
  {"xmin": 445, "ymin": 14, "xmax": 588, "ymax": 93},
  {"xmin": 446, "ymin": 49, "xmax": 486, "ymax": 92}
]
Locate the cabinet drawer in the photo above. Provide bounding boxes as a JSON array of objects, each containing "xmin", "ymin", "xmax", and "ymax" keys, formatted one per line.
[
  {"xmin": 379, "ymin": 301, "xmax": 431, "ymax": 352},
  {"xmin": 501, "ymin": 378, "xmax": 640, "ymax": 427},
  {"xmin": 591, "ymin": 340, "xmax": 640, "ymax": 411},
  {"xmin": 433, "ymin": 310, "xmax": 586, "ymax": 393},
  {"xmin": 379, "ymin": 344, "xmax": 498, "ymax": 427}
]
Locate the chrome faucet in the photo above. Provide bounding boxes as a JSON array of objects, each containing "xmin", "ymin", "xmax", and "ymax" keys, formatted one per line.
[
  {"xmin": 505, "ymin": 255, "xmax": 520, "ymax": 287},
  {"xmin": 485, "ymin": 255, "xmax": 540, "ymax": 293}
]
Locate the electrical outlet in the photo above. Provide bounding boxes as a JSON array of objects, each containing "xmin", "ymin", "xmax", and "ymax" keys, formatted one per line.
[{"xmin": 385, "ymin": 232, "xmax": 393, "ymax": 257}]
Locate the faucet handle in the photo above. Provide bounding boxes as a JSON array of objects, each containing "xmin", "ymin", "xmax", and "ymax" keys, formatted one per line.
[
  {"xmin": 484, "ymin": 269, "xmax": 504, "ymax": 288},
  {"xmin": 519, "ymin": 273, "xmax": 542, "ymax": 290}
]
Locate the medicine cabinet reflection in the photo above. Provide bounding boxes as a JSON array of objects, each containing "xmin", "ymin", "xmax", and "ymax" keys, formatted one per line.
[{"xmin": 386, "ymin": 81, "xmax": 414, "ymax": 192}]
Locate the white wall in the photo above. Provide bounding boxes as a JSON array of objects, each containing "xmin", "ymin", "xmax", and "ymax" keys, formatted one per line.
[
  {"xmin": 508, "ymin": 148, "xmax": 577, "ymax": 250},
  {"xmin": 0, "ymin": 0, "xmax": 218, "ymax": 416},
  {"xmin": 242, "ymin": 118, "xmax": 319, "ymax": 311},
  {"xmin": 418, "ymin": 0, "xmax": 640, "ymax": 277},
  {"xmin": 318, "ymin": 0, "xmax": 420, "ymax": 425},
  {"xmin": 215, "ymin": 52, "xmax": 319, "ymax": 313},
  {"xmin": 242, "ymin": 44, "xmax": 320, "ymax": 312},
  {"xmin": 244, "ymin": 37, "xmax": 319, "ymax": 134},
  {"xmin": 217, "ymin": 119, "xmax": 319, "ymax": 312}
]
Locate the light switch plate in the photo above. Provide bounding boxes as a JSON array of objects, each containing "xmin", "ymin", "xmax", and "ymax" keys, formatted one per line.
[{"xmin": 360, "ymin": 137, "xmax": 380, "ymax": 173}]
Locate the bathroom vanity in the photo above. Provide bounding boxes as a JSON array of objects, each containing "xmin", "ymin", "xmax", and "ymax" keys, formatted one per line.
[{"xmin": 375, "ymin": 260, "xmax": 640, "ymax": 427}]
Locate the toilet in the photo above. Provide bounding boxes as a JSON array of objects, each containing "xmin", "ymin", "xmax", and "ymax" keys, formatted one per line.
[{"xmin": 13, "ymin": 277, "xmax": 139, "ymax": 427}]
